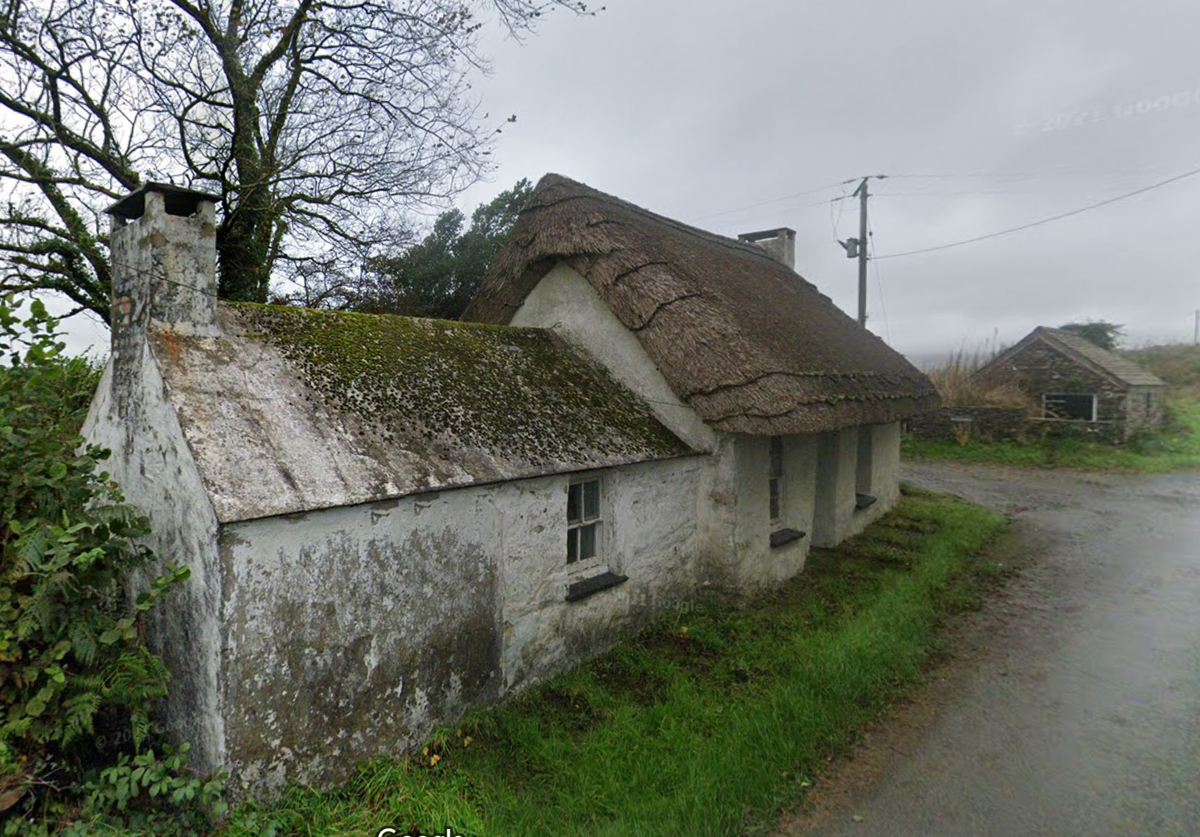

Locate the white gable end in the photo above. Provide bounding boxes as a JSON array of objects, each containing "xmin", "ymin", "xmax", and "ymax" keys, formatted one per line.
[{"xmin": 511, "ymin": 262, "xmax": 716, "ymax": 453}]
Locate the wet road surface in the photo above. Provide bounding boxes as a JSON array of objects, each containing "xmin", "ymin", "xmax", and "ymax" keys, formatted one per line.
[{"xmin": 784, "ymin": 463, "xmax": 1200, "ymax": 837}]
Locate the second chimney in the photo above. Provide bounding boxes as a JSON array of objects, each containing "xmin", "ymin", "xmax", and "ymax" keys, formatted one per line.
[{"xmin": 738, "ymin": 227, "xmax": 796, "ymax": 271}]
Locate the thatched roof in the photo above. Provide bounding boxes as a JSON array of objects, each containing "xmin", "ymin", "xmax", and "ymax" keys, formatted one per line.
[
  {"xmin": 151, "ymin": 304, "xmax": 691, "ymax": 523},
  {"xmin": 464, "ymin": 174, "xmax": 938, "ymax": 435}
]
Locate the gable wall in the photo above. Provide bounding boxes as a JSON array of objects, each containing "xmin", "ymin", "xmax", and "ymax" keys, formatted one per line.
[
  {"xmin": 509, "ymin": 263, "xmax": 716, "ymax": 452},
  {"xmin": 81, "ymin": 341, "xmax": 225, "ymax": 773},
  {"xmin": 215, "ymin": 455, "xmax": 702, "ymax": 795}
]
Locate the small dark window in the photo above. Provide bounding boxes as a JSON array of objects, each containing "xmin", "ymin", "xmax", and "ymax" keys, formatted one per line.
[
  {"xmin": 567, "ymin": 479, "xmax": 602, "ymax": 564},
  {"xmin": 856, "ymin": 427, "xmax": 874, "ymax": 496},
  {"xmin": 1043, "ymin": 393, "xmax": 1096, "ymax": 421},
  {"xmin": 768, "ymin": 436, "xmax": 784, "ymax": 522}
]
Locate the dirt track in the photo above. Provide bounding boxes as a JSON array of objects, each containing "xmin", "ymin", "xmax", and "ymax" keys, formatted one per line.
[{"xmin": 776, "ymin": 462, "xmax": 1200, "ymax": 837}]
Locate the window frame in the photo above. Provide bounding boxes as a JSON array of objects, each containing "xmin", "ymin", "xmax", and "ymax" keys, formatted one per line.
[
  {"xmin": 566, "ymin": 476, "xmax": 603, "ymax": 570},
  {"xmin": 1042, "ymin": 393, "xmax": 1097, "ymax": 422}
]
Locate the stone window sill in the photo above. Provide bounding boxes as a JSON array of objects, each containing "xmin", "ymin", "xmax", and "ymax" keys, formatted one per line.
[
  {"xmin": 855, "ymin": 493, "xmax": 878, "ymax": 511},
  {"xmin": 566, "ymin": 571, "xmax": 628, "ymax": 602},
  {"xmin": 770, "ymin": 528, "xmax": 806, "ymax": 549}
]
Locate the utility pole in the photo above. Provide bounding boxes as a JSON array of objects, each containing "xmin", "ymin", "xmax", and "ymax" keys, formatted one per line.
[
  {"xmin": 854, "ymin": 177, "xmax": 869, "ymax": 326},
  {"xmin": 838, "ymin": 175, "xmax": 886, "ymax": 328},
  {"xmin": 1194, "ymin": 309, "xmax": 1199, "ymax": 345}
]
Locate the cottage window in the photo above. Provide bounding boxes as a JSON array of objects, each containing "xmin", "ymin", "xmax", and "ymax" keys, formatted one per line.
[
  {"xmin": 1043, "ymin": 393, "xmax": 1096, "ymax": 422},
  {"xmin": 768, "ymin": 436, "xmax": 784, "ymax": 522},
  {"xmin": 855, "ymin": 426, "xmax": 878, "ymax": 511},
  {"xmin": 567, "ymin": 478, "xmax": 602, "ymax": 564}
]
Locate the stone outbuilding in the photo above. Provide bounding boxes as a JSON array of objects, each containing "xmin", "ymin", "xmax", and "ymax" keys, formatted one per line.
[
  {"xmin": 83, "ymin": 176, "xmax": 937, "ymax": 795},
  {"xmin": 972, "ymin": 326, "xmax": 1167, "ymax": 438}
]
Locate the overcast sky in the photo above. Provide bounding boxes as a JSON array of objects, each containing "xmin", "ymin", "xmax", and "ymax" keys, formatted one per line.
[
  {"xmin": 458, "ymin": 0, "xmax": 1200, "ymax": 363},
  {"xmin": 61, "ymin": 0, "xmax": 1200, "ymax": 363}
]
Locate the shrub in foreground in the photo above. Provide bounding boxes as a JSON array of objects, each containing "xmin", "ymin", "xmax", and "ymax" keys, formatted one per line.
[{"xmin": 0, "ymin": 296, "xmax": 222, "ymax": 834}]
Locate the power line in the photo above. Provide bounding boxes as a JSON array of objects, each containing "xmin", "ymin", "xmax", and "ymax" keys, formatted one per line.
[
  {"xmin": 868, "ymin": 222, "xmax": 891, "ymax": 344},
  {"xmin": 692, "ymin": 178, "xmax": 856, "ymax": 222},
  {"xmin": 886, "ymin": 163, "xmax": 1190, "ymax": 181},
  {"xmin": 875, "ymin": 164, "xmax": 1200, "ymax": 260},
  {"xmin": 111, "ymin": 263, "xmax": 222, "ymax": 298}
]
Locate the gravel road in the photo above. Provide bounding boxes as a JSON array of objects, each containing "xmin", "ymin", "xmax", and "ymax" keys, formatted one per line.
[{"xmin": 778, "ymin": 462, "xmax": 1200, "ymax": 837}]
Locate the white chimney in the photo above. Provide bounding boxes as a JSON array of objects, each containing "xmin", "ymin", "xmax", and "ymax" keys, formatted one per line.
[
  {"xmin": 107, "ymin": 182, "xmax": 219, "ymax": 340},
  {"xmin": 738, "ymin": 227, "xmax": 796, "ymax": 271}
]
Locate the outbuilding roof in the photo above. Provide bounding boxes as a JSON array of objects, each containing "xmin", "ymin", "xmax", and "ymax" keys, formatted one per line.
[
  {"xmin": 979, "ymin": 326, "xmax": 1166, "ymax": 389},
  {"xmin": 152, "ymin": 303, "xmax": 691, "ymax": 523},
  {"xmin": 464, "ymin": 174, "xmax": 938, "ymax": 435}
]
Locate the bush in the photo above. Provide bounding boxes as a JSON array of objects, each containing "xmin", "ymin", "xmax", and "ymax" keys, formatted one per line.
[{"xmin": 0, "ymin": 296, "xmax": 223, "ymax": 834}]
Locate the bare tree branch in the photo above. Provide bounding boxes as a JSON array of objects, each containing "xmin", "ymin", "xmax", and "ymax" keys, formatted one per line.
[{"xmin": 0, "ymin": 0, "xmax": 591, "ymax": 322}]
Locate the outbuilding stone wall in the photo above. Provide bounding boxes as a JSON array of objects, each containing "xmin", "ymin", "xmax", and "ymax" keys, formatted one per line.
[
  {"xmin": 972, "ymin": 340, "xmax": 1167, "ymax": 439},
  {"xmin": 905, "ymin": 407, "xmax": 1027, "ymax": 443}
]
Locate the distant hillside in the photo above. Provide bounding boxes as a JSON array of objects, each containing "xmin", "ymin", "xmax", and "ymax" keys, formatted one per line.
[{"xmin": 1124, "ymin": 344, "xmax": 1200, "ymax": 394}]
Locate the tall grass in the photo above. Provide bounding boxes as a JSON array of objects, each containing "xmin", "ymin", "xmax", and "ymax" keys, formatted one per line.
[
  {"xmin": 219, "ymin": 493, "xmax": 1007, "ymax": 837},
  {"xmin": 1124, "ymin": 344, "xmax": 1200, "ymax": 397},
  {"xmin": 921, "ymin": 348, "xmax": 1033, "ymax": 410}
]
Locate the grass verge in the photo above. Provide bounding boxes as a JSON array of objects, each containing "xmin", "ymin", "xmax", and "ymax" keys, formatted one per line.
[
  {"xmin": 219, "ymin": 490, "xmax": 1007, "ymax": 837},
  {"xmin": 903, "ymin": 396, "xmax": 1200, "ymax": 472}
]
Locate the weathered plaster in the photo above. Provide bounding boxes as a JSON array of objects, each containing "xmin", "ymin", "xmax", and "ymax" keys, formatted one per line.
[
  {"xmin": 81, "ymin": 341, "xmax": 225, "ymax": 773},
  {"xmin": 109, "ymin": 190, "xmax": 218, "ymax": 337},
  {"xmin": 219, "ymin": 497, "xmax": 502, "ymax": 793},
  {"xmin": 217, "ymin": 455, "xmax": 702, "ymax": 793},
  {"xmin": 841, "ymin": 422, "xmax": 901, "ymax": 540},
  {"xmin": 723, "ymin": 435, "xmax": 817, "ymax": 591},
  {"xmin": 499, "ymin": 457, "xmax": 702, "ymax": 688},
  {"xmin": 812, "ymin": 428, "xmax": 857, "ymax": 547}
]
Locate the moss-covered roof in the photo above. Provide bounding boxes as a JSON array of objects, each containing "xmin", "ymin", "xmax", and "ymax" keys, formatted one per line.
[{"xmin": 151, "ymin": 303, "xmax": 691, "ymax": 522}]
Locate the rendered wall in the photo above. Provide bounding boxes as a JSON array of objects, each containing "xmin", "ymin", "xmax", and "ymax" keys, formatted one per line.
[
  {"xmin": 217, "ymin": 456, "xmax": 702, "ymax": 793},
  {"xmin": 811, "ymin": 423, "xmax": 901, "ymax": 546},
  {"xmin": 812, "ymin": 428, "xmax": 857, "ymax": 547},
  {"xmin": 81, "ymin": 342, "xmax": 226, "ymax": 773},
  {"xmin": 723, "ymin": 435, "xmax": 817, "ymax": 593},
  {"xmin": 842, "ymin": 422, "xmax": 901, "ymax": 540}
]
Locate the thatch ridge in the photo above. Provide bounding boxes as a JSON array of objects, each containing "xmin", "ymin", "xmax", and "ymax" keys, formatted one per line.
[{"xmin": 466, "ymin": 174, "xmax": 938, "ymax": 435}]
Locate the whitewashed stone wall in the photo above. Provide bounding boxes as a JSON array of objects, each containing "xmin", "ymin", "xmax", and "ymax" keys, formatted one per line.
[
  {"xmin": 82, "ymin": 344, "xmax": 226, "ymax": 775},
  {"xmin": 217, "ymin": 455, "xmax": 702, "ymax": 793}
]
